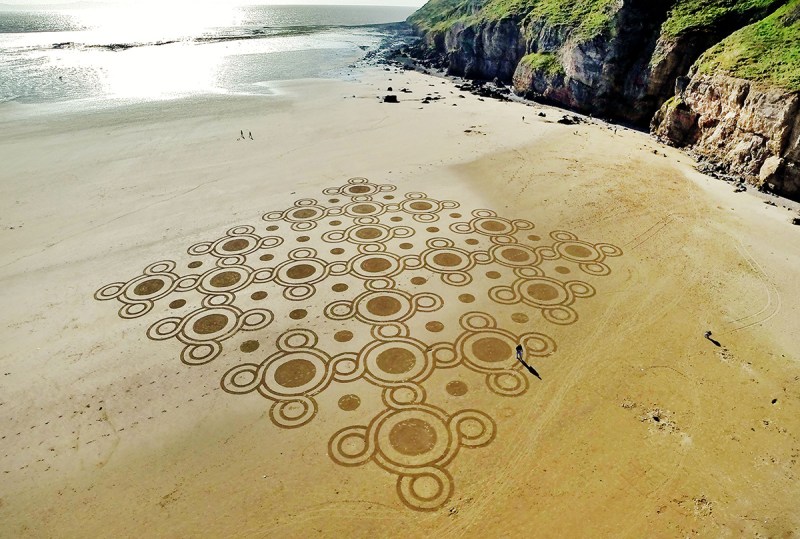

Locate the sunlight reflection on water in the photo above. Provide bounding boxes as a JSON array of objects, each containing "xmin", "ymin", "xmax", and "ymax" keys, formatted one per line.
[{"xmin": 0, "ymin": 4, "xmax": 413, "ymax": 105}]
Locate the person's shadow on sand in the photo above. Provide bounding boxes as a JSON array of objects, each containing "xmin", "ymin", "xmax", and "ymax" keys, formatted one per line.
[
  {"xmin": 517, "ymin": 357, "xmax": 542, "ymax": 379},
  {"xmin": 704, "ymin": 330, "xmax": 721, "ymax": 347},
  {"xmin": 515, "ymin": 344, "xmax": 541, "ymax": 379}
]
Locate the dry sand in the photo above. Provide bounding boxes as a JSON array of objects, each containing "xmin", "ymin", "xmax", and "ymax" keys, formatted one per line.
[{"xmin": 1, "ymin": 68, "xmax": 799, "ymax": 538}]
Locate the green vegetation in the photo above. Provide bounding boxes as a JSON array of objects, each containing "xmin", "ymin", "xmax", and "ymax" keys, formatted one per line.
[
  {"xmin": 695, "ymin": 0, "xmax": 800, "ymax": 91},
  {"xmin": 526, "ymin": 0, "xmax": 617, "ymax": 39},
  {"xmin": 662, "ymin": 95, "xmax": 684, "ymax": 109},
  {"xmin": 520, "ymin": 52, "xmax": 565, "ymax": 75},
  {"xmin": 408, "ymin": 0, "xmax": 618, "ymax": 39},
  {"xmin": 661, "ymin": 0, "xmax": 784, "ymax": 37},
  {"xmin": 407, "ymin": 0, "xmax": 481, "ymax": 32}
]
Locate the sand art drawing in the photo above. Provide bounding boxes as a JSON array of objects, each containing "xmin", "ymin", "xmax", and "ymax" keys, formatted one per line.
[{"xmin": 95, "ymin": 177, "xmax": 622, "ymax": 510}]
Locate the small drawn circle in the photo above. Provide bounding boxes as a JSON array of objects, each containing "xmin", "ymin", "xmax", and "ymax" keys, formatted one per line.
[
  {"xmin": 486, "ymin": 271, "xmax": 501, "ymax": 279},
  {"xmin": 251, "ymin": 291, "xmax": 267, "ymax": 300},
  {"xmin": 425, "ymin": 321, "xmax": 444, "ymax": 332},
  {"xmin": 240, "ymin": 340, "xmax": 259, "ymax": 353},
  {"xmin": 555, "ymin": 266, "xmax": 571, "ymax": 274},
  {"xmin": 289, "ymin": 309, "xmax": 308, "ymax": 320},
  {"xmin": 334, "ymin": 330, "xmax": 353, "ymax": 342},
  {"xmin": 331, "ymin": 248, "xmax": 345, "ymax": 255},
  {"xmin": 528, "ymin": 235, "xmax": 540, "ymax": 241},
  {"xmin": 411, "ymin": 277, "xmax": 427, "ymax": 285},
  {"xmin": 446, "ymin": 381, "xmax": 468, "ymax": 396},
  {"xmin": 332, "ymin": 283, "xmax": 348, "ymax": 292},
  {"xmin": 260, "ymin": 254, "xmax": 274, "ymax": 262},
  {"xmin": 400, "ymin": 243, "xmax": 413, "ymax": 250},
  {"xmin": 459, "ymin": 294, "xmax": 475, "ymax": 303},
  {"xmin": 169, "ymin": 299, "xmax": 186, "ymax": 309},
  {"xmin": 511, "ymin": 313, "xmax": 529, "ymax": 323},
  {"xmin": 188, "ymin": 261, "xmax": 203, "ymax": 269},
  {"xmin": 338, "ymin": 394, "xmax": 361, "ymax": 411}
]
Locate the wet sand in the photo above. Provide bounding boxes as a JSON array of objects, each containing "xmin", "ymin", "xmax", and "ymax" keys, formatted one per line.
[{"xmin": 1, "ymin": 68, "xmax": 799, "ymax": 537}]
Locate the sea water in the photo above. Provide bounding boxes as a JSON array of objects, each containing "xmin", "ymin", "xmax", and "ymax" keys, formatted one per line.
[{"xmin": 0, "ymin": 4, "xmax": 414, "ymax": 106}]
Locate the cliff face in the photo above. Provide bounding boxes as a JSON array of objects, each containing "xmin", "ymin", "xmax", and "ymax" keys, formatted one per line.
[
  {"xmin": 652, "ymin": 0, "xmax": 800, "ymax": 197},
  {"xmin": 652, "ymin": 75, "xmax": 799, "ymax": 196},
  {"xmin": 408, "ymin": 0, "xmax": 800, "ymax": 200}
]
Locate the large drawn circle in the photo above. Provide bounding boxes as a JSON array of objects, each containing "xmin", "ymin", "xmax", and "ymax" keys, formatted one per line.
[
  {"xmin": 365, "ymin": 341, "xmax": 426, "ymax": 383},
  {"xmin": 378, "ymin": 410, "xmax": 450, "ymax": 467}
]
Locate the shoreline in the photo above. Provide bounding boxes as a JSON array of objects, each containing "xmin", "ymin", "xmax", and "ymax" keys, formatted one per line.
[{"xmin": 1, "ymin": 66, "xmax": 799, "ymax": 536}]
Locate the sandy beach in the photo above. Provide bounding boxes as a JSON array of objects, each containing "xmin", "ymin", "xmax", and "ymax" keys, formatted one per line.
[{"xmin": 1, "ymin": 67, "xmax": 799, "ymax": 537}]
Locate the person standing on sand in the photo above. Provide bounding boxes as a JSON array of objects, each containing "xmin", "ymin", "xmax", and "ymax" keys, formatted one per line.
[
  {"xmin": 249, "ymin": 131, "xmax": 253, "ymax": 140},
  {"xmin": 516, "ymin": 344, "xmax": 523, "ymax": 361},
  {"xmin": 240, "ymin": 130, "xmax": 244, "ymax": 139}
]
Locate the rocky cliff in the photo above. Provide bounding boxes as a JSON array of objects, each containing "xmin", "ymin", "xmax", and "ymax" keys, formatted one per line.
[
  {"xmin": 408, "ymin": 0, "xmax": 800, "ymax": 199},
  {"xmin": 652, "ymin": 1, "xmax": 800, "ymax": 197}
]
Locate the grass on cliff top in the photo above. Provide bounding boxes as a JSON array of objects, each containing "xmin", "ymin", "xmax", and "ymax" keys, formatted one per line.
[
  {"xmin": 695, "ymin": 0, "xmax": 800, "ymax": 91},
  {"xmin": 409, "ymin": 0, "xmax": 618, "ymax": 39},
  {"xmin": 662, "ymin": 0, "xmax": 786, "ymax": 37},
  {"xmin": 520, "ymin": 52, "xmax": 565, "ymax": 75},
  {"xmin": 407, "ymin": 0, "xmax": 479, "ymax": 32}
]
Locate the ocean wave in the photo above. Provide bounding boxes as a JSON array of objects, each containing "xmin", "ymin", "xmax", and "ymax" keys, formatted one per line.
[{"xmin": 44, "ymin": 24, "xmax": 360, "ymax": 52}]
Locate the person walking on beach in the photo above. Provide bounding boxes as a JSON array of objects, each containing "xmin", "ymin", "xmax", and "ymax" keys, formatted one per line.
[
  {"xmin": 240, "ymin": 130, "xmax": 244, "ymax": 139},
  {"xmin": 249, "ymin": 131, "xmax": 253, "ymax": 140},
  {"xmin": 516, "ymin": 344, "xmax": 523, "ymax": 361}
]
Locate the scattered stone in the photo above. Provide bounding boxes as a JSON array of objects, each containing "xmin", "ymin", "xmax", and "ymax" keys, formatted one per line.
[
  {"xmin": 387, "ymin": 87, "xmax": 393, "ymax": 91},
  {"xmin": 383, "ymin": 95, "xmax": 399, "ymax": 103},
  {"xmin": 792, "ymin": 216, "xmax": 800, "ymax": 226},
  {"xmin": 400, "ymin": 88, "xmax": 412, "ymax": 93},
  {"xmin": 557, "ymin": 115, "xmax": 581, "ymax": 125},
  {"xmin": 734, "ymin": 184, "xmax": 747, "ymax": 193},
  {"xmin": 538, "ymin": 112, "xmax": 546, "ymax": 117}
]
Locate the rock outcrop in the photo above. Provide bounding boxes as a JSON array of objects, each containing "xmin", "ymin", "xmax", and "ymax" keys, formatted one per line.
[{"xmin": 652, "ymin": 74, "xmax": 800, "ymax": 197}]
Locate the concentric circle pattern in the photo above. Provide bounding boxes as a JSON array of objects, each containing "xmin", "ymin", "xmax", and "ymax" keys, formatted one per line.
[{"xmin": 94, "ymin": 177, "xmax": 622, "ymax": 511}]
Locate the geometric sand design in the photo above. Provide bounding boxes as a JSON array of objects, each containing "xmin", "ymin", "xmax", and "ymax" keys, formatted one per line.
[{"xmin": 94, "ymin": 177, "xmax": 622, "ymax": 510}]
